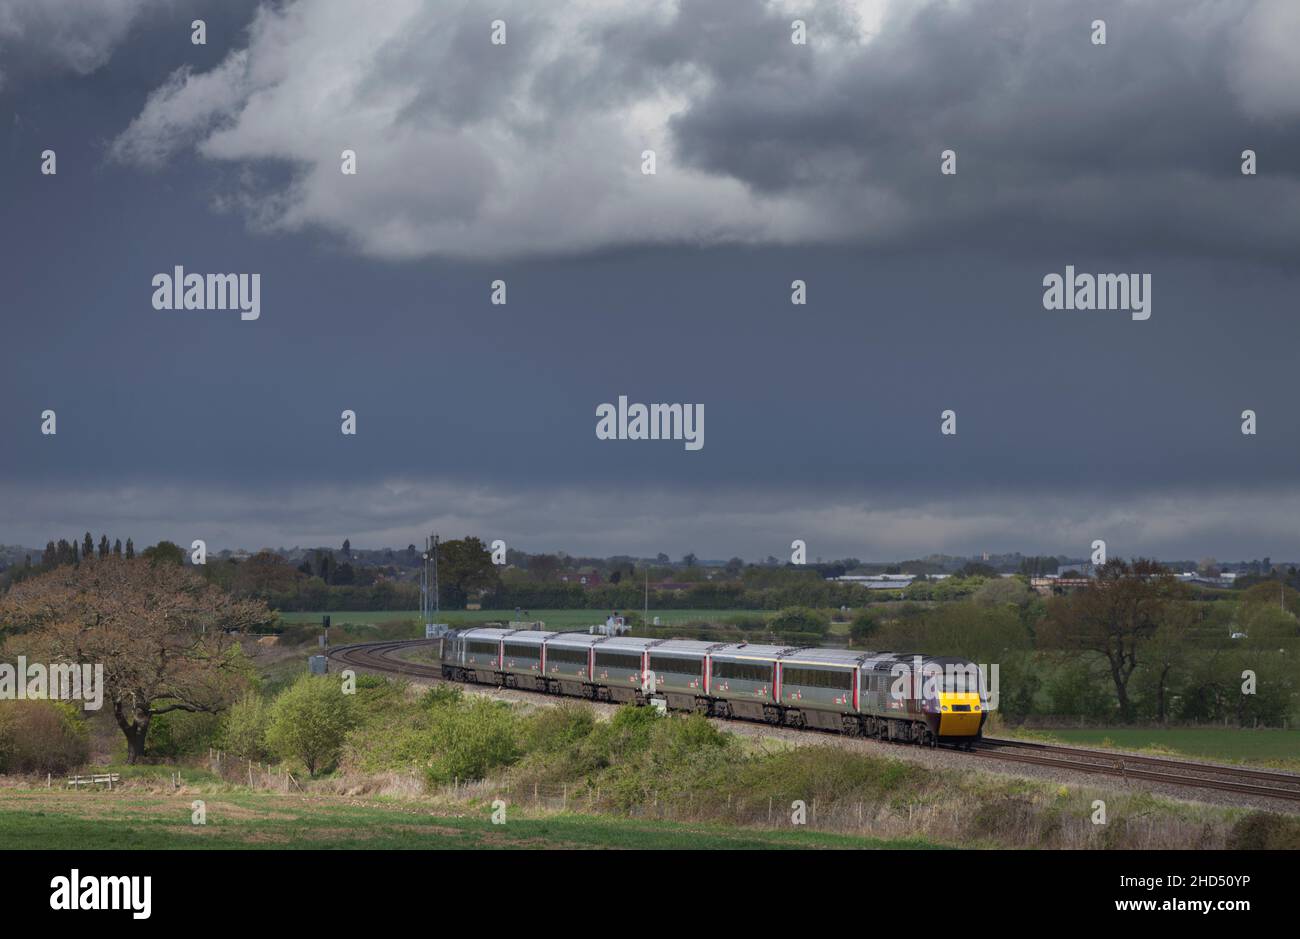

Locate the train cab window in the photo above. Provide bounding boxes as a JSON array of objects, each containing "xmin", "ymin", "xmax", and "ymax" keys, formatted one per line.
[{"xmin": 941, "ymin": 669, "xmax": 981, "ymax": 694}]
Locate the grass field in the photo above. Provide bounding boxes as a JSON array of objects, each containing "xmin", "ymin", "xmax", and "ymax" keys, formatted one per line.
[
  {"xmin": 0, "ymin": 788, "xmax": 937, "ymax": 850},
  {"xmin": 1007, "ymin": 726, "xmax": 1300, "ymax": 769},
  {"xmin": 276, "ymin": 609, "xmax": 768, "ymax": 632}
]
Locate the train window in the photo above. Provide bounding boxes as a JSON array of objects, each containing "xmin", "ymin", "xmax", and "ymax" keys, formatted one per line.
[
  {"xmin": 712, "ymin": 659, "xmax": 772, "ymax": 683},
  {"xmin": 467, "ymin": 641, "xmax": 498, "ymax": 657},
  {"xmin": 783, "ymin": 667, "xmax": 852, "ymax": 690},
  {"xmin": 596, "ymin": 651, "xmax": 641, "ymax": 671},
  {"xmin": 504, "ymin": 644, "xmax": 537, "ymax": 660},
  {"xmin": 545, "ymin": 646, "xmax": 589, "ymax": 667},
  {"xmin": 649, "ymin": 655, "xmax": 701, "ymax": 677}
]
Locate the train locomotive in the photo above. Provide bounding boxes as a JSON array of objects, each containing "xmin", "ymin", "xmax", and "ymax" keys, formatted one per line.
[{"xmin": 439, "ymin": 627, "xmax": 989, "ymax": 747}]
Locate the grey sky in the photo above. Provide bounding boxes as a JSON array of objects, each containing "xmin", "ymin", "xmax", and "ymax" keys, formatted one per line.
[{"xmin": 2, "ymin": 0, "xmax": 1298, "ymax": 560}]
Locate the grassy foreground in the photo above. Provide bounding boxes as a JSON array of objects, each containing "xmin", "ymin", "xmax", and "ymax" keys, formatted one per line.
[{"xmin": 0, "ymin": 788, "xmax": 935, "ymax": 850}]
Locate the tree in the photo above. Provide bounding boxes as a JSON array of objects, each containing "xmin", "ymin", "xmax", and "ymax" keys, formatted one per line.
[
  {"xmin": 83, "ymin": 532, "xmax": 94, "ymax": 560},
  {"xmin": 848, "ymin": 610, "xmax": 878, "ymax": 645},
  {"xmin": 682, "ymin": 553, "xmax": 698, "ymax": 567},
  {"xmin": 1040, "ymin": 559, "xmax": 1180, "ymax": 720},
  {"xmin": 437, "ymin": 537, "xmax": 500, "ymax": 608},
  {"xmin": 142, "ymin": 540, "xmax": 186, "ymax": 566},
  {"xmin": 125, "ymin": 538, "xmax": 135, "ymax": 559},
  {"xmin": 97, "ymin": 535, "xmax": 109, "ymax": 559},
  {"xmin": 342, "ymin": 538, "xmax": 351, "ymax": 558},
  {"xmin": 113, "ymin": 539, "xmax": 122, "ymax": 557},
  {"xmin": 265, "ymin": 675, "xmax": 356, "ymax": 775},
  {"xmin": 0, "ymin": 557, "xmax": 272, "ymax": 762}
]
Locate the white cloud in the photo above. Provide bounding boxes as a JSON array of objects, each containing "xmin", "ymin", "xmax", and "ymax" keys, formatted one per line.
[
  {"xmin": 0, "ymin": 0, "xmax": 164, "ymax": 75},
  {"xmin": 109, "ymin": 0, "xmax": 884, "ymax": 258},
  {"xmin": 1228, "ymin": 0, "xmax": 1300, "ymax": 119},
  {"xmin": 107, "ymin": 0, "xmax": 1300, "ymax": 262}
]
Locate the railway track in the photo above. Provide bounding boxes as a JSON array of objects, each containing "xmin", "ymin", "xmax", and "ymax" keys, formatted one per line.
[
  {"xmin": 328, "ymin": 639, "xmax": 1300, "ymax": 805},
  {"xmin": 972, "ymin": 737, "xmax": 1300, "ymax": 803}
]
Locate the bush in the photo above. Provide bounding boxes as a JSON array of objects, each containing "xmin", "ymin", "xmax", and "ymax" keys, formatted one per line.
[
  {"xmin": 145, "ymin": 708, "xmax": 223, "ymax": 759},
  {"xmin": 222, "ymin": 692, "xmax": 272, "ymax": 761},
  {"xmin": 768, "ymin": 607, "xmax": 828, "ymax": 635},
  {"xmin": 426, "ymin": 697, "xmax": 521, "ymax": 786},
  {"xmin": 266, "ymin": 674, "xmax": 358, "ymax": 775},
  {"xmin": 521, "ymin": 702, "xmax": 596, "ymax": 754},
  {"xmin": 1227, "ymin": 811, "xmax": 1300, "ymax": 850},
  {"xmin": 849, "ymin": 610, "xmax": 879, "ymax": 643},
  {"xmin": 0, "ymin": 701, "xmax": 90, "ymax": 773}
]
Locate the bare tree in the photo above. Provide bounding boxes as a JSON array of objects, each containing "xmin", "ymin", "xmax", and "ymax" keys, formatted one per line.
[{"xmin": 1, "ymin": 557, "xmax": 273, "ymax": 762}]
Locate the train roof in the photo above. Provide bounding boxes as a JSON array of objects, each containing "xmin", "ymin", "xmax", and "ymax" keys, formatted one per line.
[
  {"xmin": 648, "ymin": 639, "xmax": 725, "ymax": 656},
  {"xmin": 710, "ymin": 642, "xmax": 797, "ymax": 661},
  {"xmin": 501, "ymin": 630, "xmax": 561, "ymax": 643},
  {"xmin": 542, "ymin": 633, "xmax": 608, "ymax": 649},
  {"xmin": 777, "ymin": 648, "xmax": 868, "ymax": 668},
  {"xmin": 594, "ymin": 637, "xmax": 664, "ymax": 653},
  {"xmin": 458, "ymin": 627, "xmax": 517, "ymax": 641}
]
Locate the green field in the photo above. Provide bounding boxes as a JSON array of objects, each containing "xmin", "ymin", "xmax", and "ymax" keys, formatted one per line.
[
  {"xmin": 0, "ymin": 788, "xmax": 936, "ymax": 850},
  {"xmin": 276, "ymin": 609, "xmax": 767, "ymax": 632},
  {"xmin": 1007, "ymin": 726, "xmax": 1300, "ymax": 769}
]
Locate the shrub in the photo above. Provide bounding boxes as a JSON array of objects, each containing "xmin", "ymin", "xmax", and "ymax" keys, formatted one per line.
[
  {"xmin": 222, "ymin": 692, "xmax": 272, "ymax": 761},
  {"xmin": 1227, "ymin": 811, "xmax": 1300, "ymax": 849},
  {"xmin": 768, "ymin": 607, "xmax": 828, "ymax": 635},
  {"xmin": 426, "ymin": 697, "xmax": 521, "ymax": 786},
  {"xmin": 266, "ymin": 674, "xmax": 358, "ymax": 775},
  {"xmin": 145, "ymin": 708, "xmax": 224, "ymax": 759},
  {"xmin": 0, "ymin": 701, "xmax": 90, "ymax": 773},
  {"xmin": 521, "ymin": 702, "xmax": 596, "ymax": 754}
]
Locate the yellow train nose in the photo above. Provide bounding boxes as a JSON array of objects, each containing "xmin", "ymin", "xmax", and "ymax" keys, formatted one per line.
[{"xmin": 937, "ymin": 692, "xmax": 985, "ymax": 736}]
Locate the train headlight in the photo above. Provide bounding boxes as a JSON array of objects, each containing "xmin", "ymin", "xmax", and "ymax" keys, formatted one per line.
[{"xmin": 941, "ymin": 705, "xmax": 949, "ymax": 712}]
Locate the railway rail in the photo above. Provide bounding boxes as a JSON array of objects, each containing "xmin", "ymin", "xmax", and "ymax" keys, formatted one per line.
[{"xmin": 328, "ymin": 638, "xmax": 1300, "ymax": 805}]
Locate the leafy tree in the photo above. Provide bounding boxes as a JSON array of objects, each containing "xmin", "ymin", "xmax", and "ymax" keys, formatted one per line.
[
  {"xmin": 97, "ymin": 535, "xmax": 109, "ymax": 559},
  {"xmin": 266, "ymin": 675, "xmax": 357, "ymax": 776},
  {"xmin": 436, "ymin": 537, "xmax": 500, "ymax": 609},
  {"xmin": 342, "ymin": 538, "xmax": 351, "ymax": 557},
  {"xmin": 1040, "ymin": 559, "xmax": 1181, "ymax": 720},
  {"xmin": 113, "ymin": 538, "xmax": 122, "ymax": 557},
  {"xmin": 848, "ymin": 609, "xmax": 879, "ymax": 644},
  {"xmin": 0, "ymin": 558, "xmax": 270, "ymax": 761},
  {"xmin": 82, "ymin": 532, "xmax": 94, "ymax": 560},
  {"xmin": 142, "ymin": 540, "xmax": 185, "ymax": 566},
  {"xmin": 125, "ymin": 538, "xmax": 135, "ymax": 559}
]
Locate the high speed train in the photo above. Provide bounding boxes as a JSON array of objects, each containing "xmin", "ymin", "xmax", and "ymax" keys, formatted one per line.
[{"xmin": 438, "ymin": 627, "xmax": 990, "ymax": 747}]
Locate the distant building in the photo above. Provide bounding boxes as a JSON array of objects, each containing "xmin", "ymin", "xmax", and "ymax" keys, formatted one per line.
[{"xmin": 558, "ymin": 571, "xmax": 604, "ymax": 588}]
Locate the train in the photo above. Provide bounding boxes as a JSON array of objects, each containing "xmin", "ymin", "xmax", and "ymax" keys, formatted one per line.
[{"xmin": 438, "ymin": 626, "xmax": 990, "ymax": 747}]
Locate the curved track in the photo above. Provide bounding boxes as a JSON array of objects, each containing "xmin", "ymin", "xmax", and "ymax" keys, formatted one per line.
[{"xmin": 329, "ymin": 639, "xmax": 1300, "ymax": 805}]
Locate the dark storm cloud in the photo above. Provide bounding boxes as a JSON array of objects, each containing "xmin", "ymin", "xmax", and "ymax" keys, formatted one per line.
[{"xmin": 2, "ymin": 1, "xmax": 1299, "ymax": 558}]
